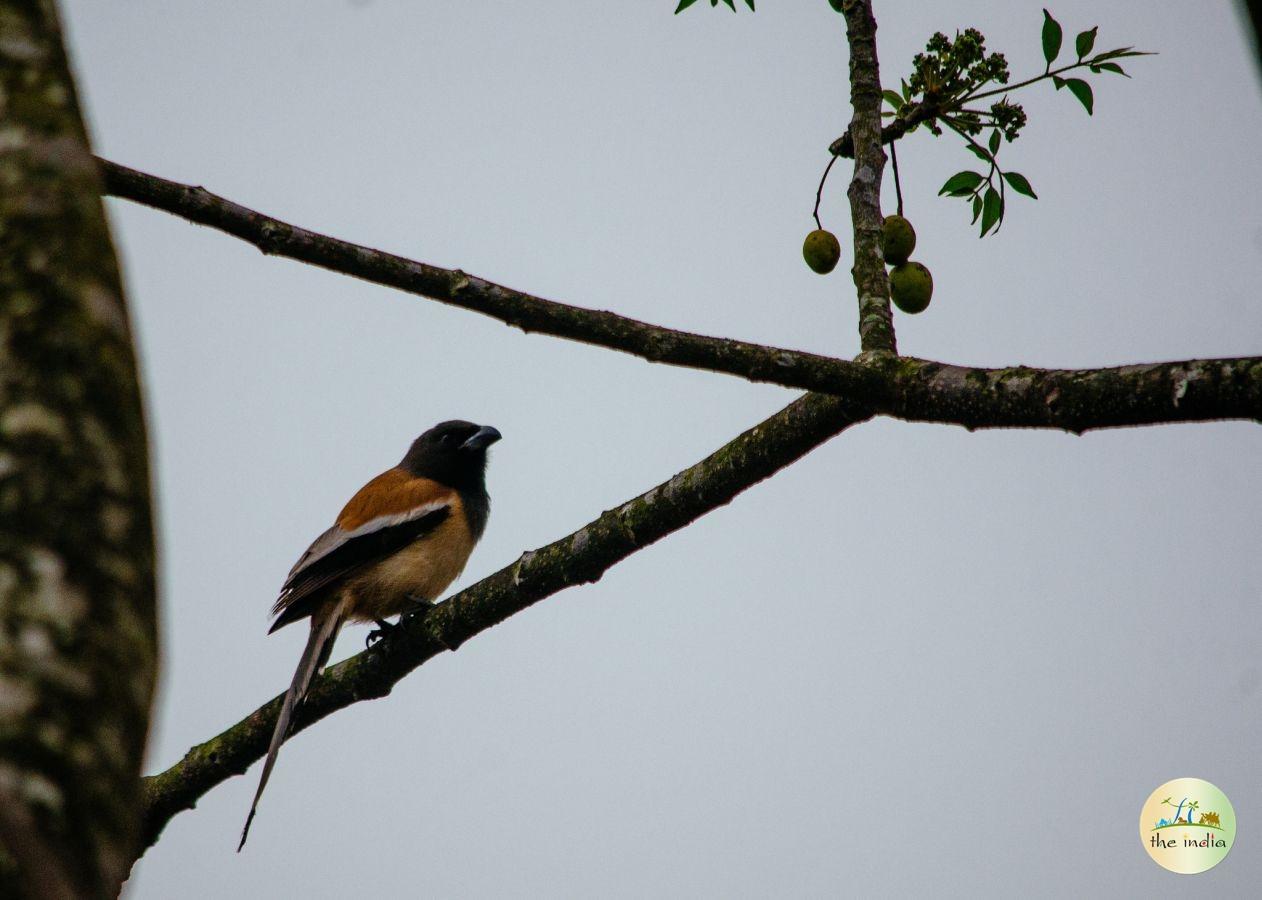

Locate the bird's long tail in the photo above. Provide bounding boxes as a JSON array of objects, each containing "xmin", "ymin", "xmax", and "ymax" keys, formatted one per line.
[{"xmin": 238, "ymin": 597, "xmax": 348, "ymax": 851}]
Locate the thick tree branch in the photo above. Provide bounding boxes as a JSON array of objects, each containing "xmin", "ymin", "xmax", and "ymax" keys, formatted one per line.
[
  {"xmin": 96, "ymin": 158, "xmax": 879, "ymax": 401},
  {"xmin": 842, "ymin": 0, "xmax": 897, "ymax": 353},
  {"xmin": 891, "ymin": 356, "xmax": 1262, "ymax": 432},
  {"xmin": 135, "ymin": 392, "xmax": 870, "ymax": 858},
  {"xmin": 95, "ymin": 159, "xmax": 1262, "ymax": 431},
  {"xmin": 0, "ymin": 3, "xmax": 156, "ymax": 897}
]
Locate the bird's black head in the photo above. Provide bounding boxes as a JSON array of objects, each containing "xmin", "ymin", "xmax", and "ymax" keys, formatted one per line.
[{"xmin": 400, "ymin": 420, "xmax": 501, "ymax": 492}]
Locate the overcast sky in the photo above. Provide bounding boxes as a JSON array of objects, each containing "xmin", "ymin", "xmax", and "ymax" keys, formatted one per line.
[{"xmin": 58, "ymin": 1, "xmax": 1262, "ymax": 896}]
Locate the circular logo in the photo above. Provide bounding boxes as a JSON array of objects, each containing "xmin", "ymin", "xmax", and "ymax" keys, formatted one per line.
[{"xmin": 1140, "ymin": 778, "xmax": 1235, "ymax": 874}]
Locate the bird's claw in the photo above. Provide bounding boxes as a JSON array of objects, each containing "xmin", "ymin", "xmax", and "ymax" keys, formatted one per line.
[
  {"xmin": 365, "ymin": 618, "xmax": 395, "ymax": 649},
  {"xmin": 365, "ymin": 599, "xmax": 450, "ymax": 651}
]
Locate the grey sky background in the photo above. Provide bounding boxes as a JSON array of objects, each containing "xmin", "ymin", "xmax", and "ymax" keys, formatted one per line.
[{"xmin": 58, "ymin": 1, "xmax": 1260, "ymax": 896}]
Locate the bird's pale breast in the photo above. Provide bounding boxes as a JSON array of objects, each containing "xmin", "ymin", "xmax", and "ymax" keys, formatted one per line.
[{"xmin": 342, "ymin": 493, "xmax": 475, "ymax": 622}]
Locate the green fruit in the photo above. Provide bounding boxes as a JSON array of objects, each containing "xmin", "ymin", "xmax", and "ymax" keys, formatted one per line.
[
  {"xmin": 889, "ymin": 261, "xmax": 933, "ymax": 314},
  {"xmin": 881, "ymin": 215, "xmax": 916, "ymax": 266},
  {"xmin": 802, "ymin": 229, "xmax": 841, "ymax": 274}
]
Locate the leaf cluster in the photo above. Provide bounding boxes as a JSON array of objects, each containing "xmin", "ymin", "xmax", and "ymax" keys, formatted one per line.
[
  {"xmin": 1040, "ymin": 9, "xmax": 1148, "ymax": 117},
  {"xmin": 905, "ymin": 28, "xmax": 1013, "ymax": 136},
  {"xmin": 883, "ymin": 10, "xmax": 1150, "ymax": 237}
]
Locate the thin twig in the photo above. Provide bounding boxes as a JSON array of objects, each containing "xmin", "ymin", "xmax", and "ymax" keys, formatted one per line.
[
  {"xmin": 889, "ymin": 139, "xmax": 904, "ymax": 217},
  {"xmin": 966, "ymin": 60, "xmax": 1093, "ymax": 104},
  {"xmin": 829, "ymin": 98, "xmax": 943, "ymax": 158},
  {"xmin": 942, "ymin": 117, "xmax": 1005, "ymax": 231},
  {"xmin": 812, "ymin": 154, "xmax": 839, "ymax": 230}
]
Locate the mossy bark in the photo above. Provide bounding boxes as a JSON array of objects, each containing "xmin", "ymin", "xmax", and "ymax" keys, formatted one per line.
[{"xmin": 0, "ymin": 2, "xmax": 157, "ymax": 897}]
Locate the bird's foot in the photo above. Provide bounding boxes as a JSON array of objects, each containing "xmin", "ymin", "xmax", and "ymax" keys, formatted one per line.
[
  {"xmin": 365, "ymin": 618, "xmax": 397, "ymax": 649},
  {"xmin": 365, "ymin": 598, "xmax": 450, "ymax": 650}
]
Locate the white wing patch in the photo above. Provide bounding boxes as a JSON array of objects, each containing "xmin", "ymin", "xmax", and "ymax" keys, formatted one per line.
[{"xmin": 283, "ymin": 498, "xmax": 452, "ymax": 589}]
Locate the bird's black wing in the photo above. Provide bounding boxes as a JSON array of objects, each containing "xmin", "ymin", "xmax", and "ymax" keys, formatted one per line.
[{"xmin": 269, "ymin": 503, "xmax": 451, "ymax": 632}]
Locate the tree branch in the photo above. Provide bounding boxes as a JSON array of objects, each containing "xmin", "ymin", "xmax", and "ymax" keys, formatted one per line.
[
  {"xmin": 841, "ymin": 0, "xmax": 896, "ymax": 353},
  {"xmin": 134, "ymin": 392, "xmax": 872, "ymax": 861},
  {"xmin": 891, "ymin": 356, "xmax": 1262, "ymax": 433},
  {"xmin": 95, "ymin": 157, "xmax": 879, "ymax": 400},
  {"xmin": 828, "ymin": 99, "xmax": 943, "ymax": 159},
  {"xmin": 94, "ymin": 158, "xmax": 1262, "ymax": 431}
]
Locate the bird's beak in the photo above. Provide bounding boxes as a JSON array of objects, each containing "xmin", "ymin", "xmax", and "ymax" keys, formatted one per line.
[{"xmin": 460, "ymin": 425, "xmax": 502, "ymax": 451}]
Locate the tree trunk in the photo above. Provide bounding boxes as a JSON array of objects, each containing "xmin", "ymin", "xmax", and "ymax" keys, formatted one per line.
[{"xmin": 0, "ymin": 1, "xmax": 157, "ymax": 897}]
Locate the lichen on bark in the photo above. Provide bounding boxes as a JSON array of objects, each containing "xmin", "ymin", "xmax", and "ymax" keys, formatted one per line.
[
  {"xmin": 841, "ymin": 0, "xmax": 897, "ymax": 354},
  {"xmin": 0, "ymin": 1, "xmax": 157, "ymax": 896}
]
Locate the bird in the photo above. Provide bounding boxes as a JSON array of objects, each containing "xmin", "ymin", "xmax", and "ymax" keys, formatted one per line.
[{"xmin": 238, "ymin": 420, "xmax": 501, "ymax": 850}]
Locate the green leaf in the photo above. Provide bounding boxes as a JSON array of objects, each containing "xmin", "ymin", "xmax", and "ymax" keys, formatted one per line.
[
  {"xmin": 1095, "ymin": 62, "xmax": 1128, "ymax": 77},
  {"xmin": 829, "ymin": 0, "xmax": 845, "ymax": 11},
  {"xmin": 1041, "ymin": 9, "xmax": 1063, "ymax": 67},
  {"xmin": 980, "ymin": 186, "xmax": 1002, "ymax": 237},
  {"xmin": 901, "ymin": 78, "xmax": 912, "ymax": 100},
  {"xmin": 1052, "ymin": 75, "xmax": 1066, "ymax": 89},
  {"xmin": 966, "ymin": 142, "xmax": 991, "ymax": 163},
  {"xmin": 720, "ymin": 0, "xmax": 736, "ymax": 10},
  {"xmin": 1075, "ymin": 26, "xmax": 1098, "ymax": 60},
  {"xmin": 674, "ymin": 0, "xmax": 700, "ymax": 12},
  {"xmin": 939, "ymin": 170, "xmax": 985, "ymax": 196},
  {"xmin": 1002, "ymin": 171, "xmax": 1038, "ymax": 199},
  {"xmin": 1093, "ymin": 46, "xmax": 1153, "ymax": 60},
  {"xmin": 1064, "ymin": 77, "xmax": 1094, "ymax": 114},
  {"xmin": 988, "ymin": 129, "xmax": 1001, "ymax": 155},
  {"xmin": 746, "ymin": 0, "xmax": 755, "ymax": 8},
  {"xmin": 883, "ymin": 89, "xmax": 904, "ymax": 109},
  {"xmin": 971, "ymin": 194, "xmax": 984, "ymax": 224}
]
